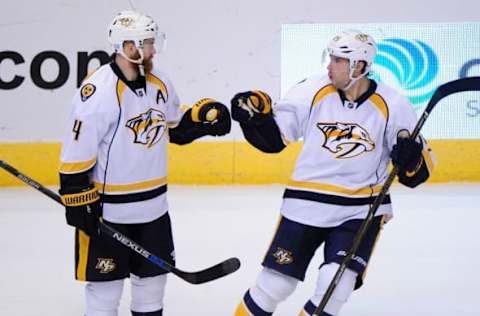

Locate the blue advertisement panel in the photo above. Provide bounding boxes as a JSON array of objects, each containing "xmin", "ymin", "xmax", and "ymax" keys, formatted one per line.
[{"xmin": 281, "ymin": 23, "xmax": 480, "ymax": 139}]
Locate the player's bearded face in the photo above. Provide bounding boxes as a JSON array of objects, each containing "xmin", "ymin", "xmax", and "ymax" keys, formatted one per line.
[{"xmin": 131, "ymin": 50, "xmax": 154, "ymax": 73}]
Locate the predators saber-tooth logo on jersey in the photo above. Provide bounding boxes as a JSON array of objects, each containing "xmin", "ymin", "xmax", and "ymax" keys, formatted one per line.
[
  {"xmin": 317, "ymin": 122, "xmax": 375, "ymax": 159},
  {"xmin": 126, "ymin": 108, "xmax": 166, "ymax": 148}
]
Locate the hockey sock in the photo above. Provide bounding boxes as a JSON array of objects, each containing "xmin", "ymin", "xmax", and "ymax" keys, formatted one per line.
[
  {"xmin": 131, "ymin": 310, "xmax": 162, "ymax": 316},
  {"xmin": 234, "ymin": 290, "xmax": 273, "ymax": 316},
  {"xmin": 299, "ymin": 300, "xmax": 333, "ymax": 316}
]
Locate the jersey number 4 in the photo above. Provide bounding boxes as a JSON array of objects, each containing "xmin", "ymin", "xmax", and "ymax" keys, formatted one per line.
[{"xmin": 72, "ymin": 119, "xmax": 82, "ymax": 141}]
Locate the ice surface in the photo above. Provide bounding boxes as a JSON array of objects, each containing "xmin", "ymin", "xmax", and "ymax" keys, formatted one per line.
[{"xmin": 0, "ymin": 184, "xmax": 479, "ymax": 315}]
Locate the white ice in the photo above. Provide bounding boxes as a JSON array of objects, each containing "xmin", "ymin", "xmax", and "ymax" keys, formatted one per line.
[{"xmin": 0, "ymin": 184, "xmax": 479, "ymax": 315}]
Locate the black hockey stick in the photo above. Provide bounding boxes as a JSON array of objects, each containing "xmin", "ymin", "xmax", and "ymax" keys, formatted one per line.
[
  {"xmin": 0, "ymin": 160, "xmax": 240, "ymax": 285},
  {"xmin": 313, "ymin": 76, "xmax": 480, "ymax": 316}
]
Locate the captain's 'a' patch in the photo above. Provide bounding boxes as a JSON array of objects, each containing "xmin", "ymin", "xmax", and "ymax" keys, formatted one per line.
[{"xmin": 80, "ymin": 83, "xmax": 96, "ymax": 102}]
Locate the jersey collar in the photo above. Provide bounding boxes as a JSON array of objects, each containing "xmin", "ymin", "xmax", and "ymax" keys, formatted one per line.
[
  {"xmin": 338, "ymin": 79, "xmax": 377, "ymax": 109},
  {"xmin": 110, "ymin": 61, "xmax": 146, "ymax": 96}
]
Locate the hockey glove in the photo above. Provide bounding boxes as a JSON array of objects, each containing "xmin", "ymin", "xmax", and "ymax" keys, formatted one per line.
[
  {"xmin": 60, "ymin": 185, "xmax": 102, "ymax": 237},
  {"xmin": 191, "ymin": 98, "xmax": 231, "ymax": 136},
  {"xmin": 231, "ymin": 90, "xmax": 272, "ymax": 124},
  {"xmin": 391, "ymin": 135, "xmax": 423, "ymax": 173}
]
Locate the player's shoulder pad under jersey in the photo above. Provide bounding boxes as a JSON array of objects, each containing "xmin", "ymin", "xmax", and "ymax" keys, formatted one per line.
[
  {"xmin": 76, "ymin": 65, "xmax": 115, "ymax": 104},
  {"xmin": 374, "ymin": 81, "xmax": 413, "ymax": 112},
  {"xmin": 150, "ymin": 67, "xmax": 175, "ymax": 95},
  {"xmin": 148, "ymin": 65, "xmax": 170, "ymax": 81},
  {"xmin": 282, "ymin": 74, "xmax": 330, "ymax": 101},
  {"xmin": 149, "ymin": 67, "xmax": 174, "ymax": 91}
]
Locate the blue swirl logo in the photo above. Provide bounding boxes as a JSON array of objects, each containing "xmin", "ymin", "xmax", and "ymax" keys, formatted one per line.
[{"xmin": 372, "ymin": 38, "xmax": 439, "ymax": 106}]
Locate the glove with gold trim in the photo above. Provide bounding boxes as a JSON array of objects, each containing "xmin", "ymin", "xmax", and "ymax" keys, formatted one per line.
[
  {"xmin": 391, "ymin": 133, "xmax": 423, "ymax": 173},
  {"xmin": 191, "ymin": 98, "xmax": 231, "ymax": 136},
  {"xmin": 231, "ymin": 90, "xmax": 272, "ymax": 124},
  {"xmin": 60, "ymin": 184, "xmax": 102, "ymax": 237}
]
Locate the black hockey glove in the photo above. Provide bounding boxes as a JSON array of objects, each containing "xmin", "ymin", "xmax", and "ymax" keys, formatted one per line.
[
  {"xmin": 231, "ymin": 90, "xmax": 272, "ymax": 124},
  {"xmin": 191, "ymin": 98, "xmax": 231, "ymax": 136},
  {"xmin": 60, "ymin": 185, "xmax": 102, "ymax": 237},
  {"xmin": 391, "ymin": 135, "xmax": 423, "ymax": 173}
]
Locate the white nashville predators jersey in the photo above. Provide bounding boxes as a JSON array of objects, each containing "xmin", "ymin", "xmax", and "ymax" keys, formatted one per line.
[
  {"xmin": 274, "ymin": 75, "xmax": 435, "ymax": 227},
  {"xmin": 59, "ymin": 63, "xmax": 182, "ymax": 224}
]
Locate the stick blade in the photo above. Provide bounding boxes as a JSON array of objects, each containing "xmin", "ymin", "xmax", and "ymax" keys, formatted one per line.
[
  {"xmin": 174, "ymin": 257, "xmax": 241, "ymax": 284},
  {"xmin": 427, "ymin": 76, "xmax": 480, "ymax": 112}
]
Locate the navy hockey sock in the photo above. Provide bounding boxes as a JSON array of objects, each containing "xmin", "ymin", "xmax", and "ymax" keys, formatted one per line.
[
  {"xmin": 301, "ymin": 300, "xmax": 333, "ymax": 316},
  {"xmin": 131, "ymin": 310, "xmax": 162, "ymax": 316}
]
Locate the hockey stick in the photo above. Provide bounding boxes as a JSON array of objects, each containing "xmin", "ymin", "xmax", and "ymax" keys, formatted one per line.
[
  {"xmin": 313, "ymin": 76, "xmax": 480, "ymax": 316},
  {"xmin": 0, "ymin": 160, "xmax": 240, "ymax": 285}
]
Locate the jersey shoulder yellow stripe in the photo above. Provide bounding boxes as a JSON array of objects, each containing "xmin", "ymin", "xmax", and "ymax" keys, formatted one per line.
[
  {"xmin": 146, "ymin": 73, "xmax": 169, "ymax": 101},
  {"xmin": 368, "ymin": 93, "xmax": 389, "ymax": 121},
  {"xmin": 311, "ymin": 84, "xmax": 337, "ymax": 108}
]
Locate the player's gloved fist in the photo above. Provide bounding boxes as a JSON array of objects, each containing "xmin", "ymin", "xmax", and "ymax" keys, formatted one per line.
[
  {"xmin": 391, "ymin": 133, "xmax": 423, "ymax": 173},
  {"xmin": 231, "ymin": 90, "xmax": 272, "ymax": 124},
  {"xmin": 191, "ymin": 98, "xmax": 231, "ymax": 136},
  {"xmin": 60, "ymin": 185, "xmax": 102, "ymax": 237}
]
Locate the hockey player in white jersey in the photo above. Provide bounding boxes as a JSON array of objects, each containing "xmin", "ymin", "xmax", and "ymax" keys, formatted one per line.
[
  {"xmin": 58, "ymin": 11, "xmax": 230, "ymax": 316},
  {"xmin": 231, "ymin": 30, "xmax": 435, "ymax": 316}
]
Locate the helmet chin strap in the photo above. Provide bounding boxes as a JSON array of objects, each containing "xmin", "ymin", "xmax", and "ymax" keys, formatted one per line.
[
  {"xmin": 119, "ymin": 46, "xmax": 146, "ymax": 76},
  {"xmin": 342, "ymin": 62, "xmax": 369, "ymax": 91}
]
